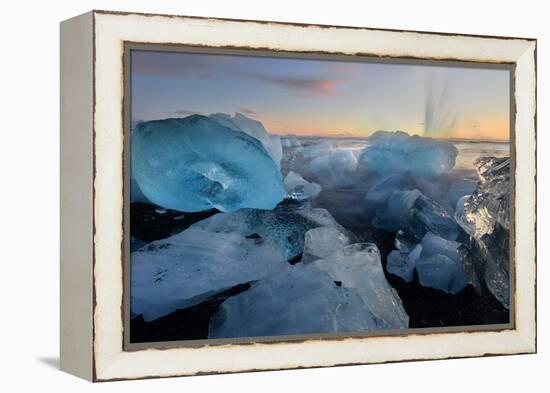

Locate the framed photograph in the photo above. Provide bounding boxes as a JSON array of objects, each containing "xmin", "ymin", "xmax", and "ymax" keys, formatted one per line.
[{"xmin": 60, "ymin": 10, "xmax": 537, "ymax": 381}]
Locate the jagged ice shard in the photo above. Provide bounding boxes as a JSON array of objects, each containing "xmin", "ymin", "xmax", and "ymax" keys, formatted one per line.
[
  {"xmin": 132, "ymin": 114, "xmax": 285, "ymax": 212},
  {"xmin": 359, "ymin": 131, "xmax": 458, "ymax": 176},
  {"xmin": 456, "ymin": 156, "xmax": 511, "ymax": 308}
]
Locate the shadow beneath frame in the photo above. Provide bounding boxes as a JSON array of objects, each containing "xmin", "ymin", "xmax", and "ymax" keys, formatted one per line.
[{"xmin": 37, "ymin": 357, "xmax": 59, "ymax": 370}]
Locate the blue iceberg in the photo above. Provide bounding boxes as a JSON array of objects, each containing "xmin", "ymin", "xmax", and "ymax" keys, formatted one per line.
[
  {"xmin": 359, "ymin": 131, "xmax": 458, "ymax": 177},
  {"xmin": 132, "ymin": 115, "xmax": 285, "ymax": 212}
]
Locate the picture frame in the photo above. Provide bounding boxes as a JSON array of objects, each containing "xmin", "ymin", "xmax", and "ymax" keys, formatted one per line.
[{"xmin": 60, "ymin": 10, "xmax": 537, "ymax": 381}]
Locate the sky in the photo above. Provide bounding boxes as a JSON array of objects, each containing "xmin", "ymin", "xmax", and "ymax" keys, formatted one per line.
[{"xmin": 131, "ymin": 49, "xmax": 510, "ymax": 141}]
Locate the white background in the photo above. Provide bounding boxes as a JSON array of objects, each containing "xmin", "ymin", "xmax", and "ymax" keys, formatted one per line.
[{"xmin": 0, "ymin": 0, "xmax": 546, "ymax": 391}]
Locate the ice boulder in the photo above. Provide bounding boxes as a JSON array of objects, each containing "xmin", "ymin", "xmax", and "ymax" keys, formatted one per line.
[
  {"xmin": 209, "ymin": 264, "xmax": 384, "ymax": 338},
  {"xmin": 283, "ymin": 171, "xmax": 322, "ymax": 200},
  {"xmin": 373, "ymin": 189, "xmax": 458, "ymax": 241},
  {"xmin": 132, "ymin": 115, "xmax": 285, "ymax": 212},
  {"xmin": 358, "ymin": 131, "xmax": 458, "ymax": 177},
  {"xmin": 209, "ymin": 113, "xmax": 283, "ymax": 168},
  {"xmin": 191, "ymin": 206, "xmax": 345, "ymax": 261},
  {"xmin": 130, "ymin": 227, "xmax": 287, "ymax": 321},
  {"xmin": 387, "ymin": 244, "xmax": 422, "ymax": 282},
  {"xmin": 302, "ymin": 226, "xmax": 350, "ymax": 263},
  {"xmin": 313, "ymin": 243, "xmax": 409, "ymax": 329}
]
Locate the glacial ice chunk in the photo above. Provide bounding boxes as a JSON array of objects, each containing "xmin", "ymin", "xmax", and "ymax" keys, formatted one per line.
[
  {"xmin": 132, "ymin": 115, "xmax": 285, "ymax": 212},
  {"xmin": 313, "ymin": 243, "xmax": 409, "ymax": 329},
  {"xmin": 414, "ymin": 232, "xmax": 468, "ymax": 294},
  {"xmin": 283, "ymin": 170, "xmax": 322, "ymax": 200},
  {"xmin": 373, "ymin": 190, "xmax": 458, "ymax": 240},
  {"xmin": 130, "ymin": 227, "xmax": 286, "ymax": 321},
  {"xmin": 416, "ymin": 254, "xmax": 469, "ymax": 295},
  {"xmin": 358, "ymin": 131, "xmax": 458, "ymax": 176},
  {"xmin": 420, "ymin": 231, "xmax": 462, "ymax": 261},
  {"xmin": 209, "ymin": 264, "xmax": 383, "ymax": 338},
  {"xmin": 387, "ymin": 244, "xmax": 422, "ymax": 282},
  {"xmin": 302, "ymin": 226, "xmax": 350, "ymax": 263}
]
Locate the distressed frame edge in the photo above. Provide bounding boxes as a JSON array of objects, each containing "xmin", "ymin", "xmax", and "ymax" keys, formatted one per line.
[
  {"xmin": 59, "ymin": 11, "xmax": 95, "ymax": 381},
  {"xmin": 90, "ymin": 11, "xmax": 537, "ymax": 381},
  {"xmin": 91, "ymin": 8, "xmax": 537, "ymax": 42}
]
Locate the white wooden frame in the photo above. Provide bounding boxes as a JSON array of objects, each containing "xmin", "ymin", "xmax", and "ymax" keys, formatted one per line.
[{"xmin": 60, "ymin": 10, "xmax": 536, "ymax": 382}]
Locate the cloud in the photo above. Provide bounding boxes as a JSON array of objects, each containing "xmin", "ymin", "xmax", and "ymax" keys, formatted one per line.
[
  {"xmin": 234, "ymin": 71, "xmax": 343, "ymax": 97},
  {"xmin": 169, "ymin": 109, "xmax": 199, "ymax": 116},
  {"xmin": 264, "ymin": 76, "xmax": 341, "ymax": 97},
  {"xmin": 238, "ymin": 107, "xmax": 257, "ymax": 115}
]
